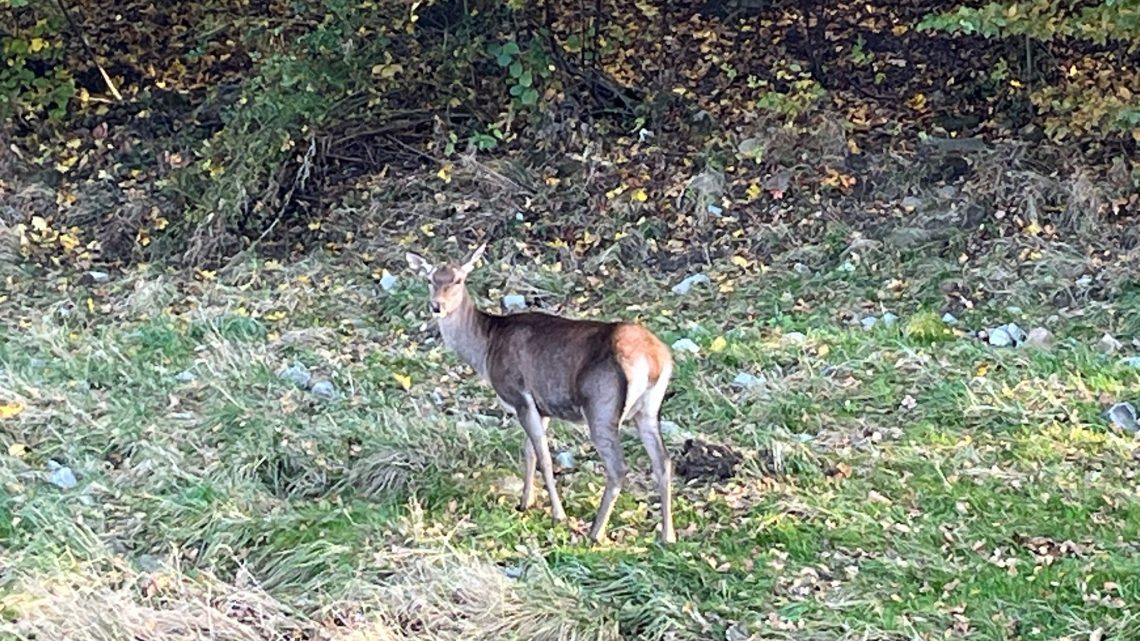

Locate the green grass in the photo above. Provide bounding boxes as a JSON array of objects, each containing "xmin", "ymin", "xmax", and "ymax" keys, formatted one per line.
[{"xmin": 2, "ymin": 238, "xmax": 1139, "ymax": 641}]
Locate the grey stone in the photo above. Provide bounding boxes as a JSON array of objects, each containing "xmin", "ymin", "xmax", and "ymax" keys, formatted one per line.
[
  {"xmin": 1098, "ymin": 333, "xmax": 1123, "ymax": 354},
  {"xmin": 942, "ymin": 312, "xmax": 959, "ymax": 325},
  {"xmin": 732, "ymin": 372, "xmax": 766, "ymax": 389},
  {"xmin": 87, "ymin": 270, "xmax": 110, "ymax": 283},
  {"xmin": 706, "ymin": 204, "xmax": 724, "ymax": 215},
  {"xmin": 671, "ymin": 338, "xmax": 700, "ymax": 354},
  {"xmin": 277, "ymin": 362, "xmax": 312, "ymax": 389},
  {"xmin": 502, "ymin": 294, "xmax": 527, "ymax": 312},
  {"xmin": 990, "ymin": 323, "xmax": 1027, "ymax": 346},
  {"xmin": 988, "ymin": 327, "xmax": 1013, "ymax": 347},
  {"xmin": 737, "ymin": 137, "xmax": 763, "ymax": 157},
  {"xmin": 1005, "ymin": 306, "xmax": 1023, "ymax": 316},
  {"xmin": 837, "ymin": 261, "xmax": 856, "ymax": 273},
  {"xmin": 671, "ymin": 273, "xmax": 710, "ymax": 295},
  {"xmin": 46, "ymin": 460, "xmax": 77, "ymax": 490},
  {"xmin": 1024, "ymin": 327, "xmax": 1054, "ymax": 349},
  {"xmin": 379, "ymin": 272, "xmax": 399, "ymax": 292},
  {"xmin": 137, "ymin": 554, "xmax": 165, "ymax": 572},
  {"xmin": 1122, "ymin": 356, "xmax": 1140, "ymax": 369},
  {"xmin": 861, "ymin": 316, "xmax": 878, "ymax": 330},
  {"xmin": 881, "ymin": 312, "xmax": 899, "ymax": 328},
  {"xmin": 310, "ymin": 380, "xmax": 337, "ymax": 400},
  {"xmin": 1105, "ymin": 402, "xmax": 1138, "ymax": 433},
  {"xmin": 901, "ymin": 196, "xmax": 923, "ymax": 211},
  {"xmin": 1006, "ymin": 324, "xmax": 1027, "ymax": 343},
  {"xmin": 174, "ymin": 369, "xmax": 197, "ymax": 384},
  {"xmin": 793, "ymin": 262, "xmax": 812, "ymax": 276},
  {"xmin": 936, "ymin": 185, "xmax": 958, "ymax": 199},
  {"xmin": 554, "ymin": 450, "xmax": 575, "ymax": 469},
  {"xmin": 781, "ymin": 331, "xmax": 807, "ymax": 345},
  {"xmin": 502, "ymin": 564, "xmax": 525, "ymax": 580}
]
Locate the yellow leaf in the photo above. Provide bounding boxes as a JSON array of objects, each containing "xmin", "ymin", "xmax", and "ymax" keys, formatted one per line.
[
  {"xmin": 746, "ymin": 183, "xmax": 762, "ymax": 200},
  {"xmin": 632, "ymin": 188, "xmax": 648, "ymax": 202},
  {"xmin": 60, "ymin": 233, "xmax": 80, "ymax": 251},
  {"xmin": 265, "ymin": 310, "xmax": 287, "ymax": 322},
  {"xmin": 380, "ymin": 64, "xmax": 403, "ymax": 79},
  {"xmin": 0, "ymin": 402, "xmax": 24, "ymax": 419},
  {"xmin": 976, "ymin": 363, "xmax": 989, "ymax": 377},
  {"xmin": 730, "ymin": 255, "xmax": 752, "ymax": 268},
  {"xmin": 31, "ymin": 216, "xmax": 49, "ymax": 232},
  {"xmin": 1023, "ymin": 222, "xmax": 1041, "ymax": 236},
  {"xmin": 906, "ymin": 93, "xmax": 927, "ymax": 110},
  {"xmin": 8, "ymin": 442, "xmax": 28, "ymax": 457},
  {"xmin": 307, "ymin": 220, "xmax": 322, "ymax": 230},
  {"xmin": 29, "ymin": 37, "xmax": 46, "ymax": 53},
  {"xmin": 709, "ymin": 336, "xmax": 727, "ymax": 352},
  {"xmin": 196, "ymin": 269, "xmax": 217, "ymax": 281},
  {"xmin": 393, "ymin": 372, "xmax": 412, "ymax": 390},
  {"xmin": 420, "ymin": 223, "xmax": 435, "ymax": 237},
  {"xmin": 816, "ymin": 344, "xmax": 831, "ymax": 357},
  {"xmin": 437, "ymin": 163, "xmax": 453, "ymax": 184}
]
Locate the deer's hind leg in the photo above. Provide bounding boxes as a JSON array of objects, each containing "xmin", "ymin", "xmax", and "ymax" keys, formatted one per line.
[
  {"xmin": 583, "ymin": 377, "xmax": 628, "ymax": 544},
  {"xmin": 634, "ymin": 364, "xmax": 675, "ymax": 544}
]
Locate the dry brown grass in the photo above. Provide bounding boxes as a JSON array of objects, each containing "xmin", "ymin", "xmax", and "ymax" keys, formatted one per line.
[
  {"xmin": 2, "ymin": 543, "xmax": 624, "ymax": 641},
  {"xmin": 2, "ymin": 560, "xmax": 330, "ymax": 641}
]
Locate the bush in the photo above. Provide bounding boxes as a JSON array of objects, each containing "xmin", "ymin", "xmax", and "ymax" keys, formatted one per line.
[
  {"xmin": 918, "ymin": 0, "xmax": 1140, "ymax": 142},
  {"xmin": 0, "ymin": 2, "xmax": 75, "ymax": 122}
]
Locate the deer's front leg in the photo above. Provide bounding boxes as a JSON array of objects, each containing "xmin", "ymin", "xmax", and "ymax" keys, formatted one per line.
[
  {"xmin": 518, "ymin": 433, "xmax": 537, "ymax": 512},
  {"xmin": 519, "ymin": 399, "xmax": 565, "ymax": 522}
]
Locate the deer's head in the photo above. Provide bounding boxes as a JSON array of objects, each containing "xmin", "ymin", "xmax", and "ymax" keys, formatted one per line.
[{"xmin": 405, "ymin": 243, "xmax": 486, "ymax": 319}]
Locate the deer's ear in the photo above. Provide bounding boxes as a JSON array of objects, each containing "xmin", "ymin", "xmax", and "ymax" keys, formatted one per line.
[
  {"xmin": 458, "ymin": 242, "xmax": 487, "ymax": 277},
  {"xmin": 406, "ymin": 252, "xmax": 433, "ymax": 276}
]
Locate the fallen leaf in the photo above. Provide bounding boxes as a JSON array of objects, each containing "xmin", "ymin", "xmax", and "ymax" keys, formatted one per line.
[
  {"xmin": 709, "ymin": 336, "xmax": 727, "ymax": 352},
  {"xmin": 0, "ymin": 402, "xmax": 24, "ymax": 419},
  {"xmin": 393, "ymin": 373, "xmax": 412, "ymax": 390}
]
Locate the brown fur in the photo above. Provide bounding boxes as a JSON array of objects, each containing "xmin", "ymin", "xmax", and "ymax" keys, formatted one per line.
[{"xmin": 613, "ymin": 323, "xmax": 670, "ymax": 385}]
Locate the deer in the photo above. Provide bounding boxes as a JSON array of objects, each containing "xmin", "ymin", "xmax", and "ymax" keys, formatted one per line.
[{"xmin": 405, "ymin": 242, "xmax": 676, "ymax": 544}]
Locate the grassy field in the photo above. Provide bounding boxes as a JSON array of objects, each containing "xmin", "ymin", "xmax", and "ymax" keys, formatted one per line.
[{"xmin": 2, "ymin": 226, "xmax": 1139, "ymax": 640}]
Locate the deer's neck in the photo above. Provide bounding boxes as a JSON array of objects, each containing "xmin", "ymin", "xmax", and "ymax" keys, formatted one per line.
[{"xmin": 437, "ymin": 290, "xmax": 492, "ymax": 380}]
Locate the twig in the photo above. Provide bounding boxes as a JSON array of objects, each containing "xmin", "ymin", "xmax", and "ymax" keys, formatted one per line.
[
  {"xmin": 217, "ymin": 136, "xmax": 317, "ymax": 275},
  {"xmin": 54, "ymin": 0, "xmax": 123, "ymax": 101}
]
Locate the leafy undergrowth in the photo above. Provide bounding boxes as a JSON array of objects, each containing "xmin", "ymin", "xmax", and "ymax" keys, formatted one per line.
[{"xmin": 2, "ymin": 228, "xmax": 1140, "ymax": 640}]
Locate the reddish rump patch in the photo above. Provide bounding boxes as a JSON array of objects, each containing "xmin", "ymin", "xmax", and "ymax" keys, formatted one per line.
[{"xmin": 612, "ymin": 323, "xmax": 672, "ymax": 383}]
